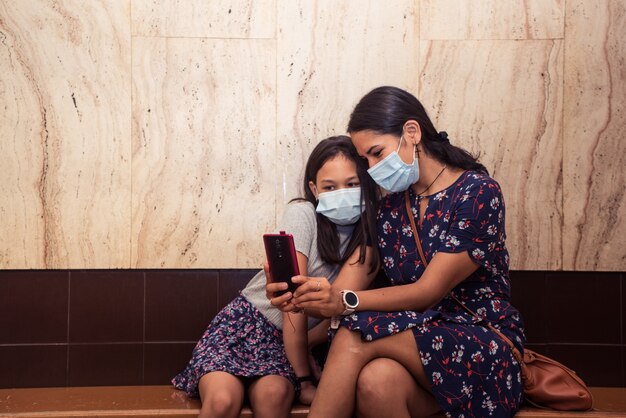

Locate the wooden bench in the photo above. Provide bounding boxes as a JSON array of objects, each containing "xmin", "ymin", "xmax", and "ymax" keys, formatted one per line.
[{"xmin": 0, "ymin": 385, "xmax": 625, "ymax": 417}]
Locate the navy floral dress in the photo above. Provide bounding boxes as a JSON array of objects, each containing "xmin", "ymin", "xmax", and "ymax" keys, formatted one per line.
[{"xmin": 338, "ymin": 171, "xmax": 525, "ymax": 417}]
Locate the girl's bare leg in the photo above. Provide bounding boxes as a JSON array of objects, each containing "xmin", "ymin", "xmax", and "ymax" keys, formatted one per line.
[
  {"xmin": 356, "ymin": 358, "xmax": 442, "ymax": 418},
  {"xmin": 308, "ymin": 327, "xmax": 431, "ymax": 418},
  {"xmin": 248, "ymin": 375, "xmax": 295, "ymax": 418},
  {"xmin": 197, "ymin": 371, "xmax": 245, "ymax": 418}
]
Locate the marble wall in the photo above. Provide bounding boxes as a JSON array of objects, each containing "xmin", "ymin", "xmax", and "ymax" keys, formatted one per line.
[{"xmin": 1, "ymin": 0, "xmax": 624, "ymax": 270}]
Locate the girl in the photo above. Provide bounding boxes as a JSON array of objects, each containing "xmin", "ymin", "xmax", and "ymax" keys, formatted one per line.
[{"xmin": 172, "ymin": 135, "xmax": 379, "ymax": 418}]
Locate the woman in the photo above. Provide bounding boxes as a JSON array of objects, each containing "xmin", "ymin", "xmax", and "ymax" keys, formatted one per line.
[
  {"xmin": 172, "ymin": 135, "xmax": 379, "ymax": 418},
  {"xmin": 269, "ymin": 87, "xmax": 525, "ymax": 417}
]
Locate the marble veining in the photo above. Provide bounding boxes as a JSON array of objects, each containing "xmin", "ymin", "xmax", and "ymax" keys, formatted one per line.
[
  {"xmin": 276, "ymin": 0, "xmax": 420, "ymax": 210},
  {"xmin": 132, "ymin": 0, "xmax": 275, "ymax": 38},
  {"xmin": 0, "ymin": 0, "xmax": 131, "ymax": 268},
  {"xmin": 420, "ymin": 39, "xmax": 564, "ymax": 270},
  {"xmin": 0, "ymin": 0, "xmax": 623, "ymax": 270},
  {"xmin": 563, "ymin": 0, "xmax": 626, "ymax": 271},
  {"xmin": 131, "ymin": 37, "xmax": 276, "ymax": 268},
  {"xmin": 421, "ymin": 0, "xmax": 564, "ymax": 40}
]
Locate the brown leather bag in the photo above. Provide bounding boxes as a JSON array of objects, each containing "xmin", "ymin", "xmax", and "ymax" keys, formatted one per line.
[
  {"xmin": 520, "ymin": 348, "xmax": 593, "ymax": 410},
  {"xmin": 403, "ymin": 191, "xmax": 593, "ymax": 411}
]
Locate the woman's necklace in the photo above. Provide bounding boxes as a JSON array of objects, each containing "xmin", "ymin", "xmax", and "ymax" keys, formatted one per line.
[{"xmin": 417, "ymin": 165, "xmax": 447, "ymax": 196}]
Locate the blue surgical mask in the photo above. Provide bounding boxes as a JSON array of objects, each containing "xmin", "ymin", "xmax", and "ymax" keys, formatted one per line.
[
  {"xmin": 315, "ymin": 187, "xmax": 363, "ymax": 226},
  {"xmin": 367, "ymin": 135, "xmax": 419, "ymax": 193}
]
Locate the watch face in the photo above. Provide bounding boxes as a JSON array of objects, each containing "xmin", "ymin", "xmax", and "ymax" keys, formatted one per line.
[{"xmin": 344, "ymin": 291, "xmax": 358, "ymax": 307}]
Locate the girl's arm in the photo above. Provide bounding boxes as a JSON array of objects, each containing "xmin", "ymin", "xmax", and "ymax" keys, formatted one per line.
[
  {"xmin": 281, "ymin": 252, "xmax": 316, "ymax": 404},
  {"xmin": 306, "ymin": 319, "xmax": 330, "ymax": 381},
  {"xmin": 282, "ymin": 310, "xmax": 316, "ymax": 403},
  {"xmin": 307, "ymin": 318, "xmax": 331, "ymax": 349}
]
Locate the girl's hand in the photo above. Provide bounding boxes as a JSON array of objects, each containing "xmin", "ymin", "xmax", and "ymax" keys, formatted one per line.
[
  {"xmin": 264, "ymin": 263, "xmax": 300, "ymax": 313},
  {"xmin": 298, "ymin": 381, "xmax": 316, "ymax": 405},
  {"xmin": 291, "ymin": 276, "xmax": 344, "ymax": 317}
]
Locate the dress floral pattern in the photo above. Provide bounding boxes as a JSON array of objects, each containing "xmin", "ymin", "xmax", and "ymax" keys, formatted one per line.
[
  {"xmin": 338, "ymin": 171, "xmax": 525, "ymax": 417},
  {"xmin": 172, "ymin": 294, "xmax": 298, "ymax": 398}
]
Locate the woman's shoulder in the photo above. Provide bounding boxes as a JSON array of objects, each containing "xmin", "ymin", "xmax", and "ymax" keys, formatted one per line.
[
  {"xmin": 459, "ymin": 171, "xmax": 502, "ymax": 190},
  {"xmin": 457, "ymin": 171, "xmax": 505, "ymax": 204}
]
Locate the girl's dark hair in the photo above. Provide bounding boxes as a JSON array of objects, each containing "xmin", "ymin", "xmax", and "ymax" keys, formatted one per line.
[
  {"xmin": 347, "ymin": 86, "xmax": 488, "ymax": 174},
  {"xmin": 293, "ymin": 135, "xmax": 379, "ymax": 272}
]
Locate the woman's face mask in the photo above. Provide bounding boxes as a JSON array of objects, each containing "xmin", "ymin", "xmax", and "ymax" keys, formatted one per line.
[
  {"xmin": 367, "ymin": 135, "xmax": 419, "ymax": 193},
  {"xmin": 315, "ymin": 187, "xmax": 363, "ymax": 225}
]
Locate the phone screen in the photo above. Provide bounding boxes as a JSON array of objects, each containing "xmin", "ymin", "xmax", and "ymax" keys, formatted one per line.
[{"xmin": 263, "ymin": 231, "xmax": 300, "ymax": 295}]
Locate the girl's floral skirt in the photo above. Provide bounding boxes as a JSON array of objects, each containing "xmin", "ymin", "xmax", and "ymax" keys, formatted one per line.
[{"xmin": 172, "ymin": 294, "xmax": 297, "ymax": 397}]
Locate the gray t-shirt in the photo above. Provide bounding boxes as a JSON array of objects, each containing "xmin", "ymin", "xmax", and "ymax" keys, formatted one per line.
[{"xmin": 241, "ymin": 201, "xmax": 354, "ymax": 330}]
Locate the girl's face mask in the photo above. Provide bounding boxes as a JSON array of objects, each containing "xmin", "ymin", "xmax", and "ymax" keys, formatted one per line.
[
  {"xmin": 315, "ymin": 187, "xmax": 363, "ymax": 226},
  {"xmin": 367, "ymin": 135, "xmax": 419, "ymax": 193}
]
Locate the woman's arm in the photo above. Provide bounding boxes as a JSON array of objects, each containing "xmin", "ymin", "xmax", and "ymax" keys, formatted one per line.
[
  {"xmin": 348, "ymin": 180, "xmax": 505, "ymax": 313},
  {"xmin": 356, "ymin": 250, "xmax": 478, "ymax": 311},
  {"xmin": 293, "ymin": 250, "xmax": 478, "ymax": 316},
  {"xmin": 331, "ymin": 245, "xmax": 379, "ymax": 291},
  {"xmin": 291, "ymin": 245, "xmax": 379, "ymax": 318}
]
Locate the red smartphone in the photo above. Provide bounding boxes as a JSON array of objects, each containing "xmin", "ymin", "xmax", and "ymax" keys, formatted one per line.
[{"xmin": 263, "ymin": 231, "xmax": 300, "ymax": 296}]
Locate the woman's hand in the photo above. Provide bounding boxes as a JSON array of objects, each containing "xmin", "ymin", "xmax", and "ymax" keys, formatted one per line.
[{"xmin": 291, "ymin": 276, "xmax": 344, "ymax": 318}]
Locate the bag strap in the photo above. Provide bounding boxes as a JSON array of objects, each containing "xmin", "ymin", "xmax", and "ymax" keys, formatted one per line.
[
  {"xmin": 404, "ymin": 190, "xmax": 428, "ymax": 267},
  {"xmin": 403, "ymin": 190, "xmax": 524, "ymax": 364}
]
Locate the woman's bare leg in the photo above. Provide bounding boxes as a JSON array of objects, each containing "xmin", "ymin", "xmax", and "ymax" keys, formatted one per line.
[
  {"xmin": 308, "ymin": 327, "xmax": 430, "ymax": 418},
  {"xmin": 248, "ymin": 375, "xmax": 295, "ymax": 418},
  {"xmin": 356, "ymin": 358, "xmax": 442, "ymax": 418},
  {"xmin": 197, "ymin": 371, "xmax": 245, "ymax": 418}
]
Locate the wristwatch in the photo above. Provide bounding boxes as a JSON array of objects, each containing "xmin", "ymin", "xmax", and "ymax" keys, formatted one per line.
[{"xmin": 340, "ymin": 290, "xmax": 359, "ymax": 315}]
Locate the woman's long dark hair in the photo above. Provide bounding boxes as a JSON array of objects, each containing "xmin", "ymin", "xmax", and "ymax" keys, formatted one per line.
[
  {"xmin": 293, "ymin": 135, "xmax": 379, "ymax": 272},
  {"xmin": 347, "ymin": 86, "xmax": 488, "ymax": 174}
]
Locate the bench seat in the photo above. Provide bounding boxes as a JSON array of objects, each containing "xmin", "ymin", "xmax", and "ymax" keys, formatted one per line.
[{"xmin": 1, "ymin": 385, "xmax": 624, "ymax": 417}]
